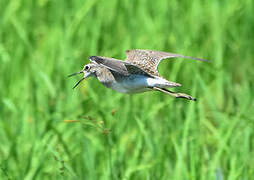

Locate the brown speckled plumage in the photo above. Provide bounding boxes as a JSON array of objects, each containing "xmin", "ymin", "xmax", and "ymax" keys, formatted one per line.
[{"xmin": 125, "ymin": 49, "xmax": 208, "ymax": 76}]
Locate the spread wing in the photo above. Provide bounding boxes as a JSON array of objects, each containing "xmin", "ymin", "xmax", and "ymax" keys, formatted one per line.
[
  {"xmin": 125, "ymin": 49, "xmax": 209, "ymax": 76},
  {"xmin": 89, "ymin": 56, "xmax": 153, "ymax": 76}
]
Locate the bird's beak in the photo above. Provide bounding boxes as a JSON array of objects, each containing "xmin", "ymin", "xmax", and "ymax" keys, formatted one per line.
[
  {"xmin": 68, "ymin": 71, "xmax": 83, "ymax": 77},
  {"xmin": 68, "ymin": 70, "xmax": 87, "ymax": 89}
]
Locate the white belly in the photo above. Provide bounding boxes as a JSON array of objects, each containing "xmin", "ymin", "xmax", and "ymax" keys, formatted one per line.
[{"xmin": 108, "ymin": 75, "xmax": 169, "ymax": 94}]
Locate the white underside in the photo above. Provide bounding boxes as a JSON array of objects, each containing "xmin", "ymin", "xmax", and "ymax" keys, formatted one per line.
[{"xmin": 109, "ymin": 75, "xmax": 171, "ymax": 94}]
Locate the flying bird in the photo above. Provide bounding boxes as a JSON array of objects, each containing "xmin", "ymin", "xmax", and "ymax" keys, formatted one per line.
[{"xmin": 69, "ymin": 49, "xmax": 209, "ymax": 101}]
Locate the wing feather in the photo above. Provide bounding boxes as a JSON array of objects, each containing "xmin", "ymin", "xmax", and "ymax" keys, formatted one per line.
[
  {"xmin": 89, "ymin": 56, "xmax": 152, "ymax": 76},
  {"xmin": 125, "ymin": 49, "xmax": 209, "ymax": 76}
]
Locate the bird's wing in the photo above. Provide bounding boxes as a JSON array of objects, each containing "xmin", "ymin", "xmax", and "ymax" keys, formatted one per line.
[
  {"xmin": 89, "ymin": 56, "xmax": 152, "ymax": 76},
  {"xmin": 125, "ymin": 49, "xmax": 209, "ymax": 76}
]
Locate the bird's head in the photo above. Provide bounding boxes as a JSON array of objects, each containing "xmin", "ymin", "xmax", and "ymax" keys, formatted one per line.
[{"xmin": 68, "ymin": 62, "xmax": 99, "ymax": 89}]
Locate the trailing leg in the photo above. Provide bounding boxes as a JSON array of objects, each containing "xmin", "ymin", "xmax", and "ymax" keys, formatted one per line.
[{"xmin": 152, "ymin": 87, "xmax": 196, "ymax": 101}]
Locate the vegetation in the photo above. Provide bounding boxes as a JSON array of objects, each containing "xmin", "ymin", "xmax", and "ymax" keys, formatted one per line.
[{"xmin": 0, "ymin": 0, "xmax": 253, "ymax": 179}]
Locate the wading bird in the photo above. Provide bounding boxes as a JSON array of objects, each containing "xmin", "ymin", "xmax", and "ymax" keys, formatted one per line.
[{"xmin": 69, "ymin": 49, "xmax": 209, "ymax": 101}]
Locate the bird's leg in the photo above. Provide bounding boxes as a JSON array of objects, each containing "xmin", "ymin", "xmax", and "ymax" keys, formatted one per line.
[{"xmin": 152, "ymin": 87, "xmax": 196, "ymax": 101}]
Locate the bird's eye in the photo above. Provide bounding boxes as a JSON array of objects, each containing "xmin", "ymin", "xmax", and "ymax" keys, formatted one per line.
[{"xmin": 84, "ymin": 65, "xmax": 90, "ymax": 70}]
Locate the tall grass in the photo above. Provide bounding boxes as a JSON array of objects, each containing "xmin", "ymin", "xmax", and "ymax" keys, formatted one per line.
[{"xmin": 0, "ymin": 0, "xmax": 253, "ymax": 179}]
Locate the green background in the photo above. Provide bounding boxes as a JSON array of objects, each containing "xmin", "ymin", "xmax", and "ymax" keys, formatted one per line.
[{"xmin": 0, "ymin": 0, "xmax": 254, "ymax": 179}]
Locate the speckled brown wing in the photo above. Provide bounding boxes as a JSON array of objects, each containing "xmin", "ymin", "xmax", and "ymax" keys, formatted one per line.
[
  {"xmin": 125, "ymin": 49, "xmax": 209, "ymax": 76},
  {"xmin": 89, "ymin": 56, "xmax": 153, "ymax": 77}
]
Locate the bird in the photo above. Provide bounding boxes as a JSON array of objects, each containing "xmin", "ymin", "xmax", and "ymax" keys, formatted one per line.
[{"xmin": 69, "ymin": 49, "xmax": 209, "ymax": 101}]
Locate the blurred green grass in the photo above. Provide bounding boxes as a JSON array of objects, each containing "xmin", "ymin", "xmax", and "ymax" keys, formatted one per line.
[{"xmin": 0, "ymin": 0, "xmax": 254, "ymax": 179}]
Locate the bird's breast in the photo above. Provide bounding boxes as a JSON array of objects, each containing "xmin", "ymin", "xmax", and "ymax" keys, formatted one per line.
[{"xmin": 102, "ymin": 75, "xmax": 161, "ymax": 94}]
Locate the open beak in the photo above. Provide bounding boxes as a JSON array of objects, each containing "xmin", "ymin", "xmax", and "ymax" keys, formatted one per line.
[
  {"xmin": 68, "ymin": 71, "xmax": 83, "ymax": 77},
  {"xmin": 68, "ymin": 71, "xmax": 86, "ymax": 89},
  {"xmin": 72, "ymin": 77, "xmax": 85, "ymax": 89}
]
